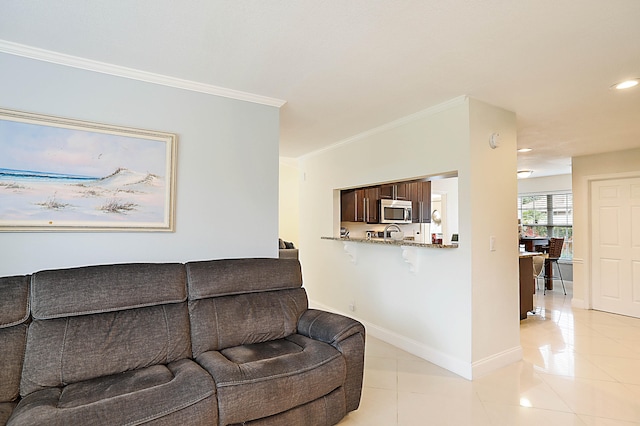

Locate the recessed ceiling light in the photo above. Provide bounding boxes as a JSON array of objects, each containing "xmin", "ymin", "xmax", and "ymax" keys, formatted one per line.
[
  {"xmin": 517, "ymin": 170, "xmax": 533, "ymax": 179},
  {"xmin": 611, "ymin": 79, "xmax": 639, "ymax": 90},
  {"xmin": 517, "ymin": 148, "xmax": 533, "ymax": 153}
]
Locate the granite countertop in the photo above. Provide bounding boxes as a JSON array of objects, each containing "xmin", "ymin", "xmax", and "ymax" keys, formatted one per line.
[
  {"xmin": 519, "ymin": 251, "xmax": 544, "ymax": 258},
  {"xmin": 321, "ymin": 236, "xmax": 458, "ymax": 249}
]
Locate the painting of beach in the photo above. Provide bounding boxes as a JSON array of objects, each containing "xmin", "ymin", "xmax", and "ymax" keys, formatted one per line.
[{"xmin": 0, "ymin": 109, "xmax": 176, "ymax": 231}]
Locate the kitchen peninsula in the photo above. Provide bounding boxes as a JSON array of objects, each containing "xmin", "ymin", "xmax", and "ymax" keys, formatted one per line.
[
  {"xmin": 321, "ymin": 235, "xmax": 457, "ymax": 273},
  {"xmin": 321, "ymin": 236, "xmax": 457, "ymax": 249}
]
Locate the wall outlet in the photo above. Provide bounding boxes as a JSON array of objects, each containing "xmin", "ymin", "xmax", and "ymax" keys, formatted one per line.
[
  {"xmin": 489, "ymin": 236, "xmax": 496, "ymax": 251},
  {"xmin": 349, "ymin": 300, "xmax": 356, "ymax": 312}
]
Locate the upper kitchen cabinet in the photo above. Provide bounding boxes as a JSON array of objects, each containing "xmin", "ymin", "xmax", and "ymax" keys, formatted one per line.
[
  {"xmin": 379, "ymin": 182, "xmax": 409, "ymax": 200},
  {"xmin": 341, "ymin": 187, "xmax": 379, "ymax": 223},
  {"xmin": 409, "ymin": 181, "xmax": 431, "ymax": 223},
  {"xmin": 340, "ymin": 189, "xmax": 357, "ymax": 222}
]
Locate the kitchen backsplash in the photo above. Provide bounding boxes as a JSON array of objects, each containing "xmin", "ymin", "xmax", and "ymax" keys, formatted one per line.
[{"xmin": 340, "ymin": 222, "xmax": 428, "ymax": 243}]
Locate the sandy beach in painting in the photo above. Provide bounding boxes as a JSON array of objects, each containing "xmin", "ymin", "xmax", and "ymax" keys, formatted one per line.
[{"xmin": 0, "ymin": 168, "xmax": 166, "ymax": 226}]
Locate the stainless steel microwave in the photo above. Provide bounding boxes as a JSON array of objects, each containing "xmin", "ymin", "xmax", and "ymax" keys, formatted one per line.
[{"xmin": 380, "ymin": 199, "xmax": 412, "ymax": 224}]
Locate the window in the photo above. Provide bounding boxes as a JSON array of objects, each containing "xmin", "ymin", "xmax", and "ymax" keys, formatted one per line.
[{"xmin": 518, "ymin": 193, "xmax": 573, "ymax": 259}]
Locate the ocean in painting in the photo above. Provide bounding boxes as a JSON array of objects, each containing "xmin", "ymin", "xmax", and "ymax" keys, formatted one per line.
[
  {"xmin": 0, "ymin": 167, "xmax": 166, "ymax": 225},
  {"xmin": 0, "ymin": 167, "xmax": 99, "ymax": 183}
]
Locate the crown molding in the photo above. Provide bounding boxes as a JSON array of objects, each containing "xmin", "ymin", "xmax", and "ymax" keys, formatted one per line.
[{"xmin": 0, "ymin": 39, "xmax": 287, "ymax": 108}]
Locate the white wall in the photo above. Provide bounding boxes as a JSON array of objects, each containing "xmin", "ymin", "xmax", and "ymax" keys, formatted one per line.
[
  {"xmin": 518, "ymin": 174, "xmax": 572, "ymax": 194},
  {"xmin": 0, "ymin": 53, "xmax": 280, "ymax": 276},
  {"xmin": 467, "ymin": 98, "xmax": 520, "ymax": 369},
  {"xmin": 298, "ymin": 97, "xmax": 519, "ymax": 379},
  {"xmin": 572, "ymin": 148, "xmax": 640, "ymax": 309},
  {"xmin": 279, "ymin": 159, "xmax": 300, "ymax": 246}
]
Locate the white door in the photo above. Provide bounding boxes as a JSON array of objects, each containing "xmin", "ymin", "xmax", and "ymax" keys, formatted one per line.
[{"xmin": 591, "ymin": 178, "xmax": 640, "ymax": 318}]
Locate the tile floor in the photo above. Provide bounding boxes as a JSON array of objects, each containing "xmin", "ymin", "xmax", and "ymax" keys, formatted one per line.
[{"xmin": 339, "ymin": 281, "xmax": 640, "ymax": 425}]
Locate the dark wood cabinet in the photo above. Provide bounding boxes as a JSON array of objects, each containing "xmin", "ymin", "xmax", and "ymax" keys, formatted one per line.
[
  {"xmin": 378, "ymin": 184, "xmax": 393, "ymax": 199},
  {"xmin": 379, "ymin": 183, "xmax": 409, "ymax": 200},
  {"xmin": 396, "ymin": 182, "xmax": 409, "ymax": 200},
  {"xmin": 341, "ymin": 187, "xmax": 379, "ymax": 223},
  {"xmin": 409, "ymin": 181, "xmax": 431, "ymax": 223},
  {"xmin": 519, "ymin": 256, "xmax": 535, "ymax": 320},
  {"xmin": 362, "ymin": 187, "xmax": 379, "ymax": 223},
  {"xmin": 341, "ymin": 189, "xmax": 357, "ymax": 222},
  {"xmin": 341, "ymin": 179, "xmax": 430, "ymax": 224}
]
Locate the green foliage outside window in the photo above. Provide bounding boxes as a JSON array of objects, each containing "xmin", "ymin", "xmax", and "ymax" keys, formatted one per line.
[{"xmin": 518, "ymin": 193, "xmax": 573, "ymax": 259}]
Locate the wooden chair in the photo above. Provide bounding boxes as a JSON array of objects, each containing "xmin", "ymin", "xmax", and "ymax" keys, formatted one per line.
[{"xmin": 545, "ymin": 237, "xmax": 566, "ymax": 295}]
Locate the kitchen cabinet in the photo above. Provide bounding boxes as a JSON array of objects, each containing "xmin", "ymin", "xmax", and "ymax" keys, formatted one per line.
[
  {"xmin": 340, "ymin": 187, "xmax": 379, "ymax": 223},
  {"xmin": 341, "ymin": 189, "xmax": 357, "ymax": 222},
  {"xmin": 519, "ymin": 255, "xmax": 535, "ymax": 320},
  {"xmin": 379, "ymin": 183, "xmax": 409, "ymax": 200},
  {"xmin": 409, "ymin": 181, "xmax": 431, "ymax": 223}
]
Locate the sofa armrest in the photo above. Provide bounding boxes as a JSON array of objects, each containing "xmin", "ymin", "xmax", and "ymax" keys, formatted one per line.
[
  {"xmin": 298, "ymin": 309, "xmax": 365, "ymax": 413},
  {"xmin": 298, "ymin": 309, "xmax": 364, "ymax": 346}
]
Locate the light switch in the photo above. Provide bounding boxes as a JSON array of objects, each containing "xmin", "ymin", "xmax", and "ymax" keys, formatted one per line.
[{"xmin": 489, "ymin": 236, "xmax": 496, "ymax": 251}]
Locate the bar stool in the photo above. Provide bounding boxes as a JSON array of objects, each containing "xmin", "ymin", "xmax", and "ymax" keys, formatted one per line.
[{"xmin": 545, "ymin": 237, "xmax": 566, "ymax": 295}]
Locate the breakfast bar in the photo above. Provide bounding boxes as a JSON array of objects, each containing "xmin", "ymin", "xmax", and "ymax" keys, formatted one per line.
[{"xmin": 518, "ymin": 251, "xmax": 540, "ymax": 319}]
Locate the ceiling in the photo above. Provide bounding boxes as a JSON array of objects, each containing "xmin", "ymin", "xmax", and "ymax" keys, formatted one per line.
[{"xmin": 1, "ymin": 1, "xmax": 639, "ymax": 178}]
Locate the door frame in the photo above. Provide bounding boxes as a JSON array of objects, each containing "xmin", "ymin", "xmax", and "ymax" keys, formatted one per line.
[{"xmin": 583, "ymin": 171, "xmax": 640, "ymax": 311}]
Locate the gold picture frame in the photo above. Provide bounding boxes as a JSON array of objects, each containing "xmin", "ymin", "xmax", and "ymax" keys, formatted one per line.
[{"xmin": 0, "ymin": 108, "xmax": 177, "ymax": 232}]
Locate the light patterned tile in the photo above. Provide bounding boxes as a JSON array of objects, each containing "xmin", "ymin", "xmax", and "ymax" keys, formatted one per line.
[
  {"xmin": 483, "ymin": 402, "xmax": 588, "ymax": 426},
  {"xmin": 579, "ymin": 414, "xmax": 640, "ymax": 426},
  {"xmin": 363, "ymin": 355, "xmax": 397, "ymax": 390},
  {"xmin": 398, "ymin": 391, "xmax": 492, "ymax": 426},
  {"xmin": 397, "ymin": 357, "xmax": 475, "ymax": 398},
  {"xmin": 473, "ymin": 362, "xmax": 573, "ymax": 413},
  {"xmin": 337, "ymin": 387, "xmax": 397, "ymax": 426},
  {"xmin": 540, "ymin": 374, "xmax": 640, "ymax": 423},
  {"xmin": 583, "ymin": 355, "xmax": 640, "ymax": 385},
  {"xmin": 521, "ymin": 345, "xmax": 616, "ymax": 381}
]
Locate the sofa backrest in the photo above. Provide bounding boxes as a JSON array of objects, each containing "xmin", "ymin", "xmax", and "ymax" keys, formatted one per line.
[
  {"xmin": 0, "ymin": 275, "xmax": 30, "ymax": 403},
  {"xmin": 186, "ymin": 258, "xmax": 308, "ymax": 357},
  {"xmin": 20, "ymin": 263, "xmax": 191, "ymax": 397}
]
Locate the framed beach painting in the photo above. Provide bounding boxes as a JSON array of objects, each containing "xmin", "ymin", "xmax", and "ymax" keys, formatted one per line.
[{"xmin": 0, "ymin": 108, "xmax": 177, "ymax": 231}]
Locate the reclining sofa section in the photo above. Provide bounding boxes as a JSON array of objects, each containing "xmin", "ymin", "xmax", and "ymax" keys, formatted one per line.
[{"xmin": 2, "ymin": 258, "xmax": 365, "ymax": 426}]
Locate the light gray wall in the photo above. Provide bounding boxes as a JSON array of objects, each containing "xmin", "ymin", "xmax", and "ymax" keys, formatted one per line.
[{"xmin": 0, "ymin": 53, "xmax": 280, "ymax": 276}]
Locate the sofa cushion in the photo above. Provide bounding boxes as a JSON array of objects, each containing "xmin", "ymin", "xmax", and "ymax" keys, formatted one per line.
[
  {"xmin": 8, "ymin": 359, "xmax": 217, "ymax": 426},
  {"xmin": 186, "ymin": 258, "xmax": 302, "ymax": 299},
  {"xmin": 189, "ymin": 288, "xmax": 308, "ymax": 356},
  {"xmin": 230, "ymin": 387, "xmax": 346, "ymax": 426},
  {"xmin": 0, "ymin": 275, "xmax": 29, "ymax": 328},
  {"xmin": 0, "ymin": 325, "xmax": 28, "ymax": 402},
  {"xmin": 196, "ymin": 333, "xmax": 346, "ymax": 425},
  {"xmin": 31, "ymin": 263, "xmax": 186, "ymax": 319},
  {"xmin": 0, "ymin": 275, "xmax": 30, "ymax": 407},
  {"xmin": 20, "ymin": 302, "xmax": 192, "ymax": 396},
  {"xmin": 0, "ymin": 402, "xmax": 16, "ymax": 426}
]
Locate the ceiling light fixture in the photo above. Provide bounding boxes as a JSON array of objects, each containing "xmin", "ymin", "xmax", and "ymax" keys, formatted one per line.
[
  {"xmin": 517, "ymin": 170, "xmax": 533, "ymax": 179},
  {"xmin": 611, "ymin": 78, "xmax": 639, "ymax": 90},
  {"xmin": 517, "ymin": 148, "xmax": 533, "ymax": 153}
]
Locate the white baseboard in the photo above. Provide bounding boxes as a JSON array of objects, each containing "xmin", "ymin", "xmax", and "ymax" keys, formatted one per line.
[
  {"xmin": 310, "ymin": 300, "xmax": 522, "ymax": 380},
  {"xmin": 471, "ymin": 346, "xmax": 523, "ymax": 379},
  {"xmin": 571, "ymin": 298, "xmax": 586, "ymax": 309}
]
